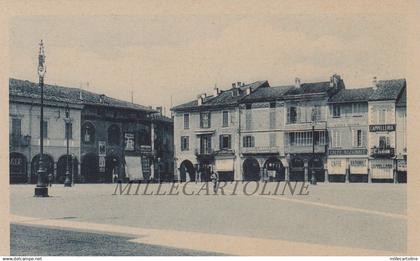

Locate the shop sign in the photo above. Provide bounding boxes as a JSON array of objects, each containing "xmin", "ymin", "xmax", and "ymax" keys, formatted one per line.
[
  {"xmin": 99, "ymin": 156, "xmax": 106, "ymax": 172},
  {"xmin": 371, "ymin": 161, "xmax": 393, "ymax": 169},
  {"xmin": 140, "ymin": 145, "xmax": 152, "ymax": 154},
  {"xmin": 397, "ymin": 159, "xmax": 407, "ymax": 172},
  {"xmin": 98, "ymin": 141, "xmax": 106, "ymax": 156},
  {"xmin": 328, "ymin": 159, "xmax": 346, "ymax": 175},
  {"xmin": 349, "ymin": 159, "xmax": 368, "ymax": 174},
  {"xmin": 124, "ymin": 133, "xmax": 135, "ymax": 151},
  {"xmin": 328, "ymin": 149, "xmax": 367, "ymax": 155},
  {"xmin": 369, "ymin": 124, "xmax": 396, "ymax": 132},
  {"xmin": 10, "ymin": 154, "xmax": 26, "ymax": 174}
]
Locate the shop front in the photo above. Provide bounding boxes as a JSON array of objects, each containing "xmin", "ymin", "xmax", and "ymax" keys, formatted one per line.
[
  {"xmin": 349, "ymin": 158, "xmax": 369, "ymax": 182},
  {"xmin": 370, "ymin": 159, "xmax": 394, "ymax": 182},
  {"xmin": 215, "ymin": 158, "xmax": 235, "ymax": 181},
  {"xmin": 396, "ymin": 158, "xmax": 407, "ymax": 183},
  {"xmin": 327, "ymin": 158, "xmax": 346, "ymax": 182}
]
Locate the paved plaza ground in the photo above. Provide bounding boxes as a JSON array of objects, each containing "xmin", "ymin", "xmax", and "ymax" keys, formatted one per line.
[{"xmin": 10, "ymin": 182, "xmax": 407, "ymax": 255}]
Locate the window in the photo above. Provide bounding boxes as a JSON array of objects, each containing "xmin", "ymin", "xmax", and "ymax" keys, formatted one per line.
[
  {"xmin": 65, "ymin": 122, "xmax": 73, "ymax": 139},
  {"xmin": 11, "ymin": 118, "xmax": 21, "ymax": 137},
  {"xmin": 287, "ymin": 106, "xmax": 297, "ymax": 123},
  {"xmin": 108, "ymin": 125, "xmax": 120, "ymax": 145},
  {"xmin": 333, "ymin": 104, "xmax": 341, "ymax": 118},
  {"xmin": 200, "ymin": 112, "xmax": 211, "ymax": 128},
  {"xmin": 312, "ymin": 106, "xmax": 321, "ymax": 122},
  {"xmin": 200, "ymin": 135, "xmax": 212, "ymax": 154},
  {"xmin": 245, "ymin": 106, "xmax": 252, "ymax": 130},
  {"xmin": 219, "ymin": 134, "xmax": 231, "ymax": 149},
  {"xmin": 352, "ymin": 103, "xmax": 362, "ymax": 116},
  {"xmin": 269, "ymin": 109, "xmax": 276, "ymax": 129},
  {"xmin": 378, "ymin": 109, "xmax": 386, "ymax": 124},
  {"xmin": 42, "ymin": 120, "xmax": 48, "ymax": 138},
  {"xmin": 183, "ymin": 114, "xmax": 189, "ymax": 129},
  {"xmin": 243, "ymin": 136, "xmax": 255, "ymax": 148},
  {"xmin": 269, "ymin": 133, "xmax": 276, "ymax": 147},
  {"xmin": 222, "ymin": 111, "xmax": 229, "ymax": 127},
  {"xmin": 82, "ymin": 122, "xmax": 95, "ymax": 144},
  {"xmin": 181, "ymin": 136, "xmax": 189, "ymax": 151},
  {"xmin": 353, "ymin": 129, "xmax": 364, "ymax": 147},
  {"xmin": 332, "ymin": 130, "xmax": 341, "ymax": 147}
]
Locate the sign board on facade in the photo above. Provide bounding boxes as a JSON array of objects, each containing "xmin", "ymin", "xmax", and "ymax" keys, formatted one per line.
[
  {"xmin": 327, "ymin": 159, "xmax": 346, "ymax": 175},
  {"xmin": 98, "ymin": 141, "xmax": 106, "ymax": 156},
  {"xmin": 397, "ymin": 159, "xmax": 407, "ymax": 172},
  {"xmin": 10, "ymin": 154, "xmax": 26, "ymax": 175},
  {"xmin": 328, "ymin": 149, "xmax": 368, "ymax": 155},
  {"xmin": 370, "ymin": 159, "xmax": 393, "ymax": 179},
  {"xmin": 369, "ymin": 124, "xmax": 396, "ymax": 132},
  {"xmin": 349, "ymin": 159, "xmax": 368, "ymax": 174},
  {"xmin": 140, "ymin": 145, "xmax": 153, "ymax": 155},
  {"xmin": 124, "ymin": 133, "xmax": 135, "ymax": 151}
]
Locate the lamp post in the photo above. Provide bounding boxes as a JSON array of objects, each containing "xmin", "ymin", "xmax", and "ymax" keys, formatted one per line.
[
  {"xmin": 310, "ymin": 109, "xmax": 317, "ymax": 185},
  {"xmin": 34, "ymin": 40, "xmax": 48, "ymax": 197},
  {"xmin": 64, "ymin": 104, "xmax": 72, "ymax": 187}
]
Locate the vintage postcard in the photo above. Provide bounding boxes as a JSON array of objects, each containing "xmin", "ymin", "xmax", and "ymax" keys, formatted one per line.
[{"xmin": 1, "ymin": 0, "xmax": 419, "ymax": 259}]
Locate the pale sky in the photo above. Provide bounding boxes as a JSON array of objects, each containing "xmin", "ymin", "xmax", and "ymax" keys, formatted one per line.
[{"xmin": 10, "ymin": 14, "xmax": 408, "ymax": 115}]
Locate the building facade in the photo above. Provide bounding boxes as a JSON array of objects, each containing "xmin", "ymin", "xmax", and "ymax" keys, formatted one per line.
[
  {"xmin": 9, "ymin": 79, "xmax": 83, "ymax": 184},
  {"xmin": 9, "ymin": 78, "xmax": 174, "ymax": 184},
  {"xmin": 172, "ymin": 75, "xmax": 407, "ymax": 183},
  {"xmin": 172, "ymin": 81, "xmax": 269, "ymax": 182}
]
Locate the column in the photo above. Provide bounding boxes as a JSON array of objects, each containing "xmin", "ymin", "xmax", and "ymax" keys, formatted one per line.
[
  {"xmin": 150, "ymin": 121, "xmax": 155, "ymax": 180},
  {"xmin": 304, "ymin": 161, "xmax": 309, "ymax": 182},
  {"xmin": 285, "ymin": 166, "xmax": 290, "ymax": 182},
  {"xmin": 324, "ymin": 168, "xmax": 329, "ymax": 183},
  {"xmin": 368, "ymin": 168, "xmax": 372, "ymax": 183}
]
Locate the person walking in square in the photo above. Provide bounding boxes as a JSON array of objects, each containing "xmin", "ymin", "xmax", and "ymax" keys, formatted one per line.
[
  {"xmin": 48, "ymin": 172, "xmax": 53, "ymax": 187},
  {"xmin": 210, "ymin": 170, "xmax": 219, "ymax": 194}
]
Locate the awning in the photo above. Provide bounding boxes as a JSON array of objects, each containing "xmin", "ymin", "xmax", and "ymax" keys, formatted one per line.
[
  {"xmin": 370, "ymin": 159, "xmax": 393, "ymax": 179},
  {"xmin": 327, "ymin": 158, "xmax": 346, "ymax": 175},
  {"xmin": 349, "ymin": 159, "xmax": 368, "ymax": 175},
  {"xmin": 125, "ymin": 156, "xmax": 143, "ymax": 181},
  {"xmin": 215, "ymin": 159, "xmax": 234, "ymax": 172}
]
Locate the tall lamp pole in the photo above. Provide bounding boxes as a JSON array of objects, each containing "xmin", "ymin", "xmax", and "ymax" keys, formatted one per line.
[
  {"xmin": 64, "ymin": 103, "xmax": 72, "ymax": 187},
  {"xmin": 34, "ymin": 40, "xmax": 48, "ymax": 197},
  {"xmin": 311, "ymin": 108, "xmax": 317, "ymax": 185}
]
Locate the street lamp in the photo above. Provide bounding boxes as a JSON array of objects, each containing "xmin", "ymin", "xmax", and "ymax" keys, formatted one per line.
[
  {"xmin": 34, "ymin": 40, "xmax": 49, "ymax": 197},
  {"xmin": 64, "ymin": 103, "xmax": 72, "ymax": 187},
  {"xmin": 310, "ymin": 108, "xmax": 318, "ymax": 185}
]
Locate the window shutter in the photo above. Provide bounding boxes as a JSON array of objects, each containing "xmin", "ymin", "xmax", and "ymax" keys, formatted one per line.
[
  {"xmin": 361, "ymin": 130, "xmax": 366, "ymax": 147},
  {"xmin": 352, "ymin": 130, "xmax": 356, "ymax": 147},
  {"xmin": 228, "ymin": 135, "xmax": 231, "ymax": 149},
  {"xmin": 219, "ymin": 135, "xmax": 222, "ymax": 149},
  {"xmin": 287, "ymin": 107, "xmax": 290, "ymax": 123}
]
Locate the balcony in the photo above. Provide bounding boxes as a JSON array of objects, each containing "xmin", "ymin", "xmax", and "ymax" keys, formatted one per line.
[
  {"xmin": 241, "ymin": 146, "xmax": 280, "ymax": 155},
  {"xmin": 370, "ymin": 147, "xmax": 395, "ymax": 158},
  {"xmin": 9, "ymin": 134, "xmax": 31, "ymax": 148},
  {"xmin": 283, "ymin": 121, "xmax": 327, "ymax": 131},
  {"xmin": 195, "ymin": 148, "xmax": 214, "ymax": 156},
  {"xmin": 284, "ymin": 144, "xmax": 327, "ymax": 154}
]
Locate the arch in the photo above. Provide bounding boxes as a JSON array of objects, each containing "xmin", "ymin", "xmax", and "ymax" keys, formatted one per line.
[
  {"xmin": 308, "ymin": 157, "xmax": 325, "ymax": 182},
  {"xmin": 81, "ymin": 153, "xmax": 99, "ymax": 183},
  {"xmin": 10, "ymin": 152, "xmax": 27, "ymax": 184},
  {"xmin": 105, "ymin": 154, "xmax": 120, "ymax": 183},
  {"xmin": 56, "ymin": 155, "xmax": 79, "ymax": 184},
  {"xmin": 31, "ymin": 154, "xmax": 54, "ymax": 184},
  {"xmin": 264, "ymin": 157, "xmax": 285, "ymax": 181},
  {"xmin": 243, "ymin": 157, "xmax": 260, "ymax": 181},
  {"xmin": 179, "ymin": 160, "xmax": 195, "ymax": 182},
  {"xmin": 108, "ymin": 124, "xmax": 121, "ymax": 146},
  {"xmin": 81, "ymin": 122, "xmax": 95, "ymax": 144},
  {"xmin": 289, "ymin": 157, "xmax": 305, "ymax": 181}
]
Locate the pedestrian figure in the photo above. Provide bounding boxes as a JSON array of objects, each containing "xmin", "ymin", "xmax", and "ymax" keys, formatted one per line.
[
  {"xmin": 48, "ymin": 173, "xmax": 53, "ymax": 187},
  {"xmin": 210, "ymin": 171, "xmax": 219, "ymax": 194}
]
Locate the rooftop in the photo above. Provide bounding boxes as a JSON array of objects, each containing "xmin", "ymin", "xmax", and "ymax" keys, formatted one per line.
[
  {"xmin": 9, "ymin": 78, "xmax": 156, "ymax": 113},
  {"xmin": 368, "ymin": 79, "xmax": 406, "ymax": 101},
  {"xmin": 329, "ymin": 87, "xmax": 374, "ymax": 103}
]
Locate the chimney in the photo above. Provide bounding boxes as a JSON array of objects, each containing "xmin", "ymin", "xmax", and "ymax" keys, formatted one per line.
[
  {"xmin": 330, "ymin": 74, "xmax": 342, "ymax": 88},
  {"xmin": 213, "ymin": 87, "xmax": 219, "ymax": 97},
  {"xmin": 295, "ymin": 77, "xmax": 301, "ymax": 88},
  {"xmin": 156, "ymin": 106, "xmax": 163, "ymax": 115},
  {"xmin": 197, "ymin": 94, "xmax": 203, "ymax": 106},
  {"xmin": 372, "ymin": 76, "xmax": 378, "ymax": 90},
  {"xmin": 246, "ymin": 87, "xmax": 251, "ymax": 95},
  {"xmin": 79, "ymin": 89, "xmax": 83, "ymax": 100},
  {"xmin": 237, "ymin": 82, "xmax": 242, "ymax": 87},
  {"xmin": 99, "ymin": 94, "xmax": 105, "ymax": 103},
  {"xmin": 232, "ymin": 83, "xmax": 236, "ymax": 88}
]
